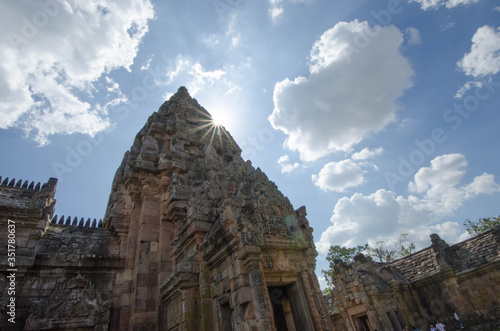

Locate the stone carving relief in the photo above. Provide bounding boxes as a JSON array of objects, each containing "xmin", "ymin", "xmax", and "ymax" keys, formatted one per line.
[
  {"xmin": 25, "ymin": 274, "xmax": 111, "ymax": 330},
  {"xmin": 261, "ymin": 251, "xmax": 306, "ymax": 271},
  {"xmin": 264, "ymin": 215, "xmax": 289, "ymax": 238}
]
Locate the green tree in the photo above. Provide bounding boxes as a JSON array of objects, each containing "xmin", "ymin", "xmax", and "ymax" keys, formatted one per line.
[
  {"xmin": 322, "ymin": 244, "xmax": 368, "ymax": 294},
  {"xmin": 398, "ymin": 233, "xmax": 416, "ymax": 257},
  {"xmin": 321, "ymin": 234, "xmax": 416, "ymax": 295},
  {"xmin": 367, "ymin": 233, "xmax": 416, "ymax": 262},
  {"xmin": 368, "ymin": 241, "xmax": 395, "ymax": 262},
  {"xmin": 464, "ymin": 216, "xmax": 500, "ymax": 235}
]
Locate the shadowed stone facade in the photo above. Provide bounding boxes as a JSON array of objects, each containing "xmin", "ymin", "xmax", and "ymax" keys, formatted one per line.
[
  {"xmin": 0, "ymin": 87, "xmax": 332, "ymax": 330},
  {"xmin": 329, "ymin": 228, "xmax": 500, "ymax": 331},
  {"xmin": 0, "ymin": 176, "xmax": 122, "ymax": 331}
]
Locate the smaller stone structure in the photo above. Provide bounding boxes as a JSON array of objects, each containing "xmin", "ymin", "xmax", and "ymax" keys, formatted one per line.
[
  {"xmin": 0, "ymin": 176, "xmax": 122, "ymax": 330},
  {"xmin": 329, "ymin": 228, "xmax": 500, "ymax": 331}
]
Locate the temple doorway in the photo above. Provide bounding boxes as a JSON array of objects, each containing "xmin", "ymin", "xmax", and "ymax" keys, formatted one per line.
[
  {"xmin": 355, "ymin": 314, "xmax": 371, "ymax": 331},
  {"xmin": 269, "ymin": 286, "xmax": 290, "ymax": 331},
  {"xmin": 268, "ymin": 281, "xmax": 315, "ymax": 331}
]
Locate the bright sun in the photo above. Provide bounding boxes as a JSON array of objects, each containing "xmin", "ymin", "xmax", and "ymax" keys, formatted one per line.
[
  {"xmin": 210, "ymin": 111, "xmax": 225, "ymax": 126},
  {"xmin": 203, "ymin": 98, "xmax": 240, "ymax": 133},
  {"xmin": 209, "ymin": 105, "xmax": 236, "ymax": 129}
]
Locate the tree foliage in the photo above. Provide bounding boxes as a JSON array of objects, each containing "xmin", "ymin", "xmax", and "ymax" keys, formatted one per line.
[
  {"xmin": 324, "ymin": 244, "xmax": 369, "ymax": 265},
  {"xmin": 464, "ymin": 216, "xmax": 500, "ymax": 235},
  {"xmin": 321, "ymin": 233, "xmax": 416, "ymax": 294},
  {"xmin": 322, "ymin": 244, "xmax": 368, "ymax": 294},
  {"xmin": 368, "ymin": 233, "xmax": 416, "ymax": 263}
]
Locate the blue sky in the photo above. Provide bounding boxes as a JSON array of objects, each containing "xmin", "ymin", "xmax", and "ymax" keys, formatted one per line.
[{"xmin": 1, "ymin": 0, "xmax": 500, "ymax": 288}]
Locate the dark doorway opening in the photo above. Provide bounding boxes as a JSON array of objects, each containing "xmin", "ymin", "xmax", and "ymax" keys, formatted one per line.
[
  {"xmin": 268, "ymin": 286, "xmax": 289, "ymax": 331},
  {"xmin": 394, "ymin": 310, "xmax": 406, "ymax": 329},
  {"xmin": 268, "ymin": 281, "xmax": 315, "ymax": 331},
  {"xmin": 356, "ymin": 314, "xmax": 371, "ymax": 331},
  {"xmin": 387, "ymin": 311, "xmax": 399, "ymax": 330},
  {"xmin": 220, "ymin": 300, "xmax": 232, "ymax": 331}
]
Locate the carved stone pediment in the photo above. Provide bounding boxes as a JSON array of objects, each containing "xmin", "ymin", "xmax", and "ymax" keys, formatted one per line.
[{"xmin": 25, "ymin": 274, "xmax": 111, "ymax": 330}]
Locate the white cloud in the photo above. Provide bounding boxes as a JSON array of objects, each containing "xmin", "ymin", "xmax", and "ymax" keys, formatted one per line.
[
  {"xmin": 409, "ymin": 153, "xmax": 467, "ymax": 196},
  {"xmin": 162, "ymin": 92, "xmax": 174, "ymax": 101},
  {"xmin": 203, "ymin": 34, "xmax": 220, "ymax": 46},
  {"xmin": 224, "ymin": 12, "xmax": 241, "ymax": 48},
  {"xmin": 455, "ymin": 81, "xmax": 483, "ymax": 98},
  {"xmin": 313, "ymin": 147, "xmax": 383, "ymax": 191},
  {"xmin": 429, "ymin": 221, "xmax": 461, "ymax": 236},
  {"xmin": 405, "ymin": 27, "xmax": 422, "ymax": 45},
  {"xmin": 317, "ymin": 276, "xmax": 328, "ymax": 291},
  {"xmin": 464, "ymin": 173, "xmax": 500, "ymax": 196},
  {"xmin": 225, "ymin": 82, "xmax": 242, "ymax": 95},
  {"xmin": 429, "ymin": 221, "xmax": 462, "ymax": 242},
  {"xmin": 315, "ymin": 153, "xmax": 500, "ymax": 254},
  {"xmin": 270, "ymin": 6, "xmax": 284, "ymax": 21},
  {"xmin": 456, "ymin": 229, "xmax": 472, "ymax": 243},
  {"xmin": 269, "ymin": 20, "xmax": 413, "ymax": 161},
  {"xmin": 278, "ymin": 155, "xmax": 300, "ymax": 173},
  {"xmin": 269, "ymin": 0, "xmax": 310, "ymax": 21},
  {"xmin": 269, "ymin": 0, "xmax": 284, "ymax": 20},
  {"xmin": 408, "ymin": 153, "xmax": 499, "ymax": 212},
  {"xmin": 140, "ymin": 56, "xmax": 154, "ymax": 71},
  {"xmin": 458, "ymin": 25, "xmax": 500, "ymax": 77},
  {"xmin": 352, "ymin": 147, "xmax": 384, "ymax": 160},
  {"xmin": 165, "ymin": 57, "xmax": 227, "ymax": 96},
  {"xmin": 446, "ymin": 0, "xmax": 480, "ymax": 8},
  {"xmin": 231, "ymin": 36, "xmax": 241, "ymax": 47},
  {"xmin": 161, "ymin": 56, "xmax": 248, "ymax": 131},
  {"xmin": 410, "ymin": 0, "xmax": 480, "ymax": 11},
  {"xmin": 163, "ymin": 54, "xmax": 251, "ymax": 101},
  {"xmin": 0, "ymin": 0, "xmax": 154, "ymax": 145},
  {"xmin": 312, "ymin": 160, "xmax": 365, "ymax": 192},
  {"xmin": 441, "ymin": 21, "xmax": 456, "ymax": 31}
]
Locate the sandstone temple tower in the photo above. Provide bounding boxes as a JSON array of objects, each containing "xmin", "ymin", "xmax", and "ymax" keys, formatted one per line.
[
  {"xmin": 0, "ymin": 87, "xmax": 332, "ymax": 330},
  {"xmin": 104, "ymin": 86, "xmax": 332, "ymax": 330}
]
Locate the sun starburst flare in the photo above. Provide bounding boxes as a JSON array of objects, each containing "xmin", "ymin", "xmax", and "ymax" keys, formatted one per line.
[{"xmin": 187, "ymin": 108, "xmax": 232, "ymax": 152}]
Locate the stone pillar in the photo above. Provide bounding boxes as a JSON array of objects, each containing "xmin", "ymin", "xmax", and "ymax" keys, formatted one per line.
[
  {"xmin": 242, "ymin": 249, "xmax": 273, "ymax": 330},
  {"xmin": 288, "ymin": 277, "xmax": 315, "ymax": 330},
  {"xmin": 199, "ymin": 262, "xmax": 214, "ymax": 331},
  {"xmin": 299, "ymin": 271, "xmax": 325, "ymax": 330},
  {"xmin": 307, "ymin": 269, "xmax": 335, "ymax": 330},
  {"xmin": 182, "ymin": 287, "xmax": 199, "ymax": 330},
  {"xmin": 159, "ymin": 218, "xmax": 175, "ymax": 285},
  {"xmin": 248, "ymin": 268, "xmax": 273, "ymax": 330},
  {"xmin": 129, "ymin": 196, "xmax": 161, "ymax": 329},
  {"xmin": 283, "ymin": 299, "xmax": 297, "ymax": 331}
]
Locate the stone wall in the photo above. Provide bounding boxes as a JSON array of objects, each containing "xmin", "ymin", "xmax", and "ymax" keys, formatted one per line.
[
  {"xmin": 16, "ymin": 224, "xmax": 122, "ymax": 331},
  {"xmin": 329, "ymin": 228, "xmax": 500, "ymax": 331},
  {"xmin": 0, "ymin": 177, "xmax": 124, "ymax": 330}
]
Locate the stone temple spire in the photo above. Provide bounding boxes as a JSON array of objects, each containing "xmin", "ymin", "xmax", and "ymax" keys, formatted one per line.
[{"xmin": 103, "ymin": 87, "xmax": 332, "ymax": 330}]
